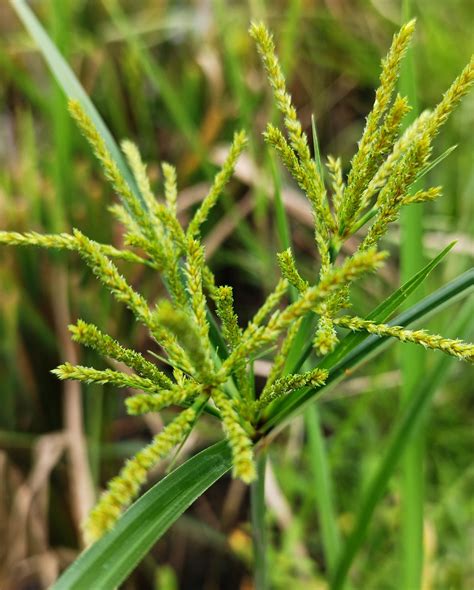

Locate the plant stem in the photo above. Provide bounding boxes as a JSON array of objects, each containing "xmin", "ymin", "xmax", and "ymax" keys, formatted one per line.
[
  {"xmin": 399, "ymin": 2, "xmax": 425, "ymax": 586},
  {"xmin": 251, "ymin": 449, "xmax": 268, "ymax": 590}
]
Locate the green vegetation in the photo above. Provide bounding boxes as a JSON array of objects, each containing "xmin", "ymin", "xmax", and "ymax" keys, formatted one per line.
[{"xmin": 1, "ymin": 2, "xmax": 472, "ymax": 589}]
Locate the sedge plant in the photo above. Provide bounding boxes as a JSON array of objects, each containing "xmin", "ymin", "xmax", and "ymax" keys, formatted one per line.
[{"xmin": 1, "ymin": 14, "xmax": 473, "ymax": 586}]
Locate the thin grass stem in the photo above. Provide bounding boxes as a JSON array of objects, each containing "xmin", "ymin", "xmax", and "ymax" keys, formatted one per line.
[
  {"xmin": 251, "ymin": 449, "xmax": 268, "ymax": 590},
  {"xmin": 399, "ymin": 2, "xmax": 425, "ymax": 585}
]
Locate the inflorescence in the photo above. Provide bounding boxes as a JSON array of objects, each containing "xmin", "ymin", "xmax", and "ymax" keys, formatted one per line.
[{"xmin": 1, "ymin": 20, "xmax": 472, "ymax": 544}]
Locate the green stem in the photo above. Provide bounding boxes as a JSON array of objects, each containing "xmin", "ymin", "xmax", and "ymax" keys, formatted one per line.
[
  {"xmin": 399, "ymin": 2, "xmax": 424, "ymax": 586},
  {"xmin": 351, "ymin": 206, "xmax": 378, "ymax": 234},
  {"xmin": 251, "ymin": 450, "xmax": 268, "ymax": 590}
]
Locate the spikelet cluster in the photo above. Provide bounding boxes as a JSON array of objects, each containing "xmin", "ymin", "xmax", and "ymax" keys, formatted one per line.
[
  {"xmin": 250, "ymin": 19, "xmax": 474, "ymax": 357},
  {"xmin": 69, "ymin": 320, "xmax": 172, "ymax": 387},
  {"xmin": 334, "ymin": 317, "xmax": 474, "ymax": 362},
  {"xmin": 0, "ymin": 231, "xmax": 150, "ymax": 266},
  {"xmin": 212, "ymin": 388, "xmax": 256, "ymax": 483},
  {"xmin": 277, "ymin": 248, "xmax": 309, "ymax": 293},
  {"xmin": 337, "ymin": 21, "xmax": 416, "ymax": 233},
  {"xmin": 258, "ymin": 368, "xmax": 328, "ymax": 408},
  {"xmin": 0, "ymin": 20, "xmax": 472, "ymax": 547}
]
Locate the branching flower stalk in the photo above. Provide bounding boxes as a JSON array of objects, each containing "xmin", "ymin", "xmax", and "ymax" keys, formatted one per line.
[
  {"xmin": 0, "ymin": 21, "xmax": 472, "ymax": 547},
  {"xmin": 250, "ymin": 19, "xmax": 473, "ymax": 355}
]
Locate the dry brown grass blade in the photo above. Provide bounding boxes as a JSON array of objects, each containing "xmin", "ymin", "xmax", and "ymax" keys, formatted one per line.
[
  {"xmin": 221, "ymin": 478, "xmax": 247, "ymax": 529},
  {"xmin": 204, "ymin": 193, "xmax": 255, "ymax": 257},
  {"xmin": 50, "ymin": 267, "xmax": 95, "ymax": 541},
  {"xmin": 0, "ymin": 451, "xmax": 11, "ymax": 565},
  {"xmin": 265, "ymin": 459, "xmax": 309, "ymax": 560},
  {"xmin": 9, "ymin": 551, "xmax": 60, "ymax": 590},
  {"xmin": 3, "ymin": 433, "xmax": 67, "ymax": 589}
]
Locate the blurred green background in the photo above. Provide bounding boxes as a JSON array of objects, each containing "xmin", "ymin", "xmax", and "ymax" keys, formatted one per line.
[{"xmin": 0, "ymin": 1, "xmax": 472, "ymax": 589}]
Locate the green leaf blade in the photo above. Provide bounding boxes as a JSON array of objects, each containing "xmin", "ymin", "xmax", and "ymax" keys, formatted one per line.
[
  {"xmin": 263, "ymin": 268, "xmax": 473, "ymax": 431},
  {"xmin": 52, "ymin": 442, "xmax": 231, "ymax": 590},
  {"xmin": 10, "ymin": 0, "xmax": 145, "ymax": 211},
  {"xmin": 321, "ymin": 241, "xmax": 456, "ymax": 369},
  {"xmin": 276, "ymin": 242, "xmax": 456, "ymax": 384}
]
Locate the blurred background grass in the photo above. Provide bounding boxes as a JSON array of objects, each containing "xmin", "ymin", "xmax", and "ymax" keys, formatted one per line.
[{"xmin": 0, "ymin": 1, "xmax": 472, "ymax": 589}]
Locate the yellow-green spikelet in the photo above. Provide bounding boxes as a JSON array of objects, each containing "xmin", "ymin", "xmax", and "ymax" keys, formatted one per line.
[
  {"xmin": 84, "ymin": 407, "xmax": 196, "ymax": 543},
  {"xmin": 335, "ymin": 316, "xmax": 474, "ymax": 362},
  {"xmin": 212, "ymin": 389, "xmax": 256, "ymax": 484}
]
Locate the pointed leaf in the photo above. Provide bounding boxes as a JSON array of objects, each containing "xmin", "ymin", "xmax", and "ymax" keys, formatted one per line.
[
  {"xmin": 52, "ymin": 441, "xmax": 231, "ymax": 590},
  {"xmin": 263, "ymin": 268, "xmax": 473, "ymax": 430},
  {"xmin": 321, "ymin": 241, "xmax": 456, "ymax": 368},
  {"xmin": 10, "ymin": 0, "xmax": 145, "ymax": 211}
]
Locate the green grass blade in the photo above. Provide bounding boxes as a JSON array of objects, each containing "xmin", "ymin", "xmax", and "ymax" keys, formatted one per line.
[
  {"xmin": 51, "ymin": 441, "xmax": 232, "ymax": 590},
  {"xmin": 0, "ymin": 49, "xmax": 49, "ymax": 111},
  {"xmin": 369, "ymin": 243, "xmax": 455, "ymax": 322},
  {"xmin": 330, "ymin": 303, "xmax": 473, "ymax": 590},
  {"xmin": 102, "ymin": 0, "xmax": 204, "ymax": 158},
  {"xmin": 262, "ymin": 268, "xmax": 473, "ymax": 430},
  {"xmin": 283, "ymin": 314, "xmax": 315, "ymax": 374},
  {"xmin": 251, "ymin": 450, "xmax": 268, "ymax": 590},
  {"xmin": 213, "ymin": 0, "xmax": 252, "ymax": 130},
  {"xmin": 416, "ymin": 144, "xmax": 458, "ymax": 183},
  {"xmin": 279, "ymin": 0, "xmax": 303, "ymax": 74},
  {"xmin": 282, "ymin": 241, "xmax": 455, "ymax": 380},
  {"xmin": 311, "ymin": 114, "xmax": 325, "ymax": 179},
  {"xmin": 305, "ymin": 405, "xmax": 341, "ymax": 574},
  {"xmin": 48, "ymin": 0, "xmax": 70, "ymax": 233},
  {"xmin": 10, "ymin": 0, "xmax": 145, "ymax": 211}
]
